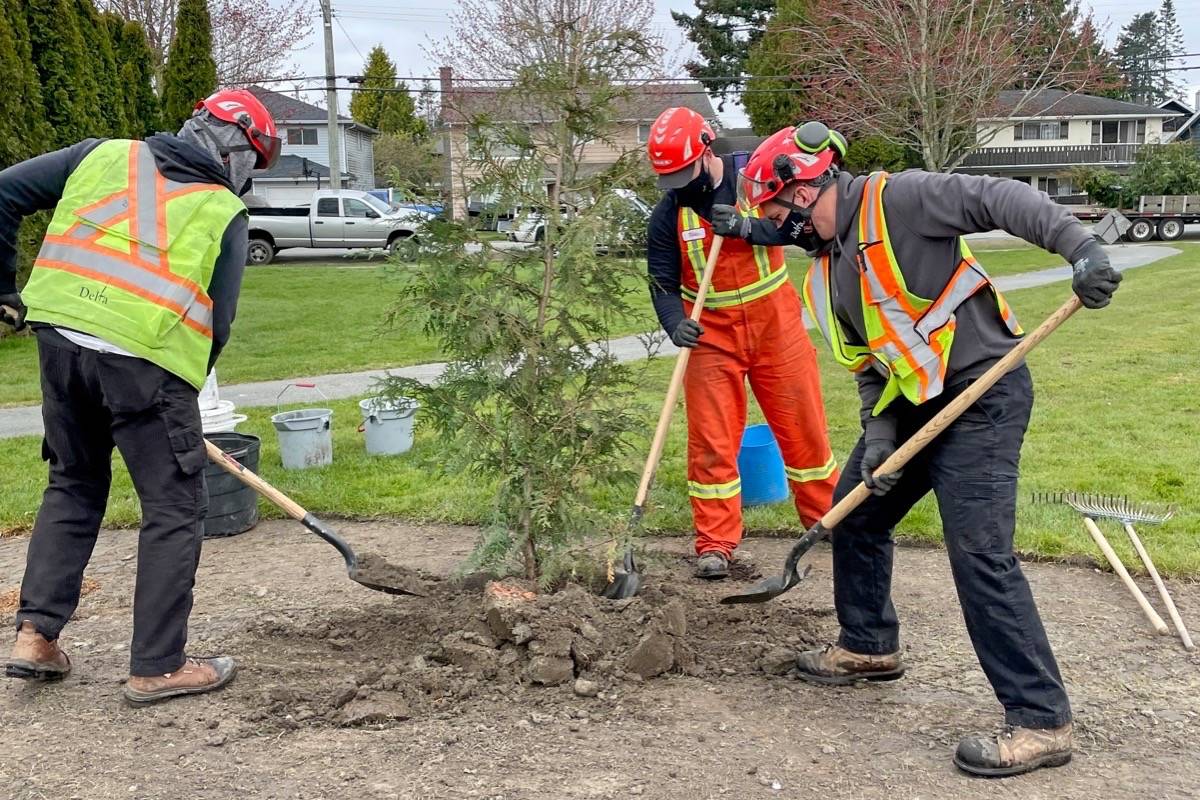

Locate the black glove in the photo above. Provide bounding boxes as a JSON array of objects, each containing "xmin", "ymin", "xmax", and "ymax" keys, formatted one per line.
[
  {"xmin": 0, "ymin": 292, "xmax": 26, "ymax": 332},
  {"xmin": 1071, "ymin": 240, "xmax": 1122, "ymax": 310},
  {"xmin": 671, "ymin": 318, "xmax": 703, "ymax": 348},
  {"xmin": 710, "ymin": 204, "xmax": 751, "ymax": 239},
  {"xmin": 861, "ymin": 437, "xmax": 902, "ymax": 496}
]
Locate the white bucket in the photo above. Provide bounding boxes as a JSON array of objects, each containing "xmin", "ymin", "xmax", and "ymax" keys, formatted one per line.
[
  {"xmin": 201, "ymin": 400, "xmax": 246, "ymax": 434},
  {"xmin": 358, "ymin": 397, "xmax": 418, "ymax": 456},
  {"xmin": 271, "ymin": 408, "xmax": 334, "ymax": 469},
  {"xmin": 199, "ymin": 370, "xmax": 220, "ymax": 411}
]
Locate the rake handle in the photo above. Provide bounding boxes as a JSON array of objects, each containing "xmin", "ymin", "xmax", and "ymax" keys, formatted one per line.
[
  {"xmin": 820, "ymin": 295, "xmax": 1083, "ymax": 532},
  {"xmin": 204, "ymin": 438, "xmax": 307, "ymax": 521},
  {"xmin": 632, "ymin": 236, "xmax": 724, "ymax": 511},
  {"xmin": 1081, "ymin": 517, "xmax": 1169, "ymax": 635},
  {"xmin": 1123, "ymin": 522, "xmax": 1194, "ymax": 649}
]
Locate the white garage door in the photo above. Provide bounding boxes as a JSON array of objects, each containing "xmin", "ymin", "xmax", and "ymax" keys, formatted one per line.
[{"xmin": 254, "ymin": 184, "xmax": 318, "ymax": 207}]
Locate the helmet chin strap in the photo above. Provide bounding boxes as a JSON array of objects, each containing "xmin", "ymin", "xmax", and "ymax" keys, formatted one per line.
[{"xmin": 775, "ymin": 176, "xmax": 837, "ymax": 222}]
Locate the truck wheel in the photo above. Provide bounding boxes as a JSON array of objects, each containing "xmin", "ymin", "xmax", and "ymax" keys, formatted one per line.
[
  {"xmin": 247, "ymin": 238, "xmax": 274, "ymax": 265},
  {"xmin": 1157, "ymin": 219, "xmax": 1184, "ymax": 241},
  {"xmin": 1126, "ymin": 219, "xmax": 1155, "ymax": 243}
]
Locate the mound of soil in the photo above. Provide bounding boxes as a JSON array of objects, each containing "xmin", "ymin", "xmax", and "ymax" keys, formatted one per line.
[{"xmin": 235, "ymin": 553, "xmax": 830, "ymax": 732}]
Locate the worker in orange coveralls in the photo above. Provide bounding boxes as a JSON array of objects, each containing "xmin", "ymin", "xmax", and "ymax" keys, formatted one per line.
[{"xmin": 644, "ymin": 107, "xmax": 839, "ymax": 579}]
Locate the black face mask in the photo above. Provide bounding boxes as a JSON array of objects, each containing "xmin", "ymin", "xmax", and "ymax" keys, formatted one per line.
[{"xmin": 677, "ymin": 163, "xmax": 713, "ymax": 198}]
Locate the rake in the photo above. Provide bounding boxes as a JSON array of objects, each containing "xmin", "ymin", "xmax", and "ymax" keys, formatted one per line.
[{"xmin": 1036, "ymin": 492, "xmax": 1190, "ymax": 648}]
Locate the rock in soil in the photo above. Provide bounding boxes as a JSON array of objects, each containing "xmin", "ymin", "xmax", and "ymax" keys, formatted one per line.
[
  {"xmin": 337, "ymin": 695, "xmax": 413, "ymax": 727},
  {"xmin": 573, "ymin": 679, "xmax": 600, "ymax": 698},
  {"xmin": 627, "ymin": 632, "xmax": 677, "ymax": 679}
]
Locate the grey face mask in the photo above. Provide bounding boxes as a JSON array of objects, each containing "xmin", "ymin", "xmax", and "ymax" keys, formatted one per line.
[{"xmin": 179, "ymin": 114, "xmax": 260, "ymax": 196}]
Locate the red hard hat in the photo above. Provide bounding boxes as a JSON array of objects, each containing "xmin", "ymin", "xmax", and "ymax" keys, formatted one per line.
[
  {"xmin": 646, "ymin": 107, "xmax": 716, "ymax": 189},
  {"xmin": 195, "ymin": 88, "xmax": 281, "ymax": 169},
  {"xmin": 737, "ymin": 126, "xmax": 835, "ymax": 209}
]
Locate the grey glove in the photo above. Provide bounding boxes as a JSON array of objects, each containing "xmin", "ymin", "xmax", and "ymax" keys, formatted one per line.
[
  {"xmin": 861, "ymin": 437, "xmax": 902, "ymax": 496},
  {"xmin": 711, "ymin": 204, "xmax": 752, "ymax": 239},
  {"xmin": 671, "ymin": 318, "xmax": 703, "ymax": 348},
  {"xmin": 1071, "ymin": 240, "xmax": 1122, "ymax": 309},
  {"xmin": 0, "ymin": 292, "xmax": 26, "ymax": 332}
]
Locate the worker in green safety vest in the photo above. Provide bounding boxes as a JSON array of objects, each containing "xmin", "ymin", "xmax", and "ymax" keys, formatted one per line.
[{"xmin": 1, "ymin": 88, "xmax": 280, "ymax": 707}]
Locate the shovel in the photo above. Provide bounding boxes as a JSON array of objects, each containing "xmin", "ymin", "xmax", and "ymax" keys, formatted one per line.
[
  {"xmin": 203, "ymin": 438, "xmax": 423, "ymax": 596},
  {"xmin": 722, "ymin": 294, "xmax": 1084, "ymax": 605},
  {"xmin": 602, "ymin": 236, "xmax": 724, "ymax": 599}
]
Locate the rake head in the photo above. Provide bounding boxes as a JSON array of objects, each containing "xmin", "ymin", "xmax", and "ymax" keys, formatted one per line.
[{"xmin": 1031, "ymin": 491, "xmax": 1176, "ymax": 524}]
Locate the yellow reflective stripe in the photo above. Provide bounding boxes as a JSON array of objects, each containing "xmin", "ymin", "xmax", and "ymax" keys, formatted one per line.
[
  {"xmin": 679, "ymin": 207, "xmax": 706, "ymax": 285},
  {"xmin": 785, "ymin": 454, "xmax": 837, "ymax": 483},
  {"xmin": 747, "ymin": 206, "xmax": 771, "ymax": 279},
  {"xmin": 681, "ymin": 263, "xmax": 789, "ymax": 308},
  {"xmin": 688, "ymin": 479, "xmax": 742, "ymax": 500}
]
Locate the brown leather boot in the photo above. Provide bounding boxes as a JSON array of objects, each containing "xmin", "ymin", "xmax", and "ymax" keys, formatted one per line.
[
  {"xmin": 123, "ymin": 656, "xmax": 237, "ymax": 707},
  {"xmin": 954, "ymin": 722, "xmax": 1073, "ymax": 777},
  {"xmin": 794, "ymin": 643, "xmax": 905, "ymax": 685},
  {"xmin": 5, "ymin": 621, "xmax": 71, "ymax": 681}
]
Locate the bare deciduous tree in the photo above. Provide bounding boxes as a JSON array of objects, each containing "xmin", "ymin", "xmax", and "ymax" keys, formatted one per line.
[
  {"xmin": 100, "ymin": 0, "xmax": 312, "ymax": 84},
  {"xmin": 779, "ymin": 0, "xmax": 1110, "ymax": 171}
]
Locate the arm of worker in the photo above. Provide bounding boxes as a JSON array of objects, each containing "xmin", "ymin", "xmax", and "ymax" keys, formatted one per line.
[
  {"xmin": 206, "ymin": 212, "xmax": 249, "ymax": 372},
  {"xmin": 0, "ymin": 139, "xmax": 103, "ymax": 297},
  {"xmin": 646, "ymin": 197, "xmax": 702, "ymax": 347},
  {"xmin": 710, "ymin": 204, "xmax": 792, "ymax": 246}
]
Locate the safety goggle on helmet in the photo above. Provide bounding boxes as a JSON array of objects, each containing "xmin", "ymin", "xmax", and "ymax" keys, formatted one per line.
[{"xmin": 737, "ymin": 122, "xmax": 841, "ymax": 209}]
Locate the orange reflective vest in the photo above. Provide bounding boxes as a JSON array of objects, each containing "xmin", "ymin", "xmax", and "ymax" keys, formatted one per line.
[
  {"xmin": 23, "ymin": 139, "xmax": 246, "ymax": 388},
  {"xmin": 803, "ymin": 172, "xmax": 1022, "ymax": 414},
  {"xmin": 677, "ymin": 207, "xmax": 790, "ymax": 308}
]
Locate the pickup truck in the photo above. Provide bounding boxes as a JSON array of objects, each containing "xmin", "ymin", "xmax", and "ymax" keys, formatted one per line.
[{"xmin": 246, "ymin": 189, "xmax": 434, "ymax": 264}]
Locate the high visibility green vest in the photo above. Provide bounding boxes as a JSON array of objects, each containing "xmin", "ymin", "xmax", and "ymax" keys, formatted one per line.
[
  {"xmin": 802, "ymin": 172, "xmax": 1022, "ymax": 415},
  {"xmin": 23, "ymin": 139, "xmax": 245, "ymax": 389}
]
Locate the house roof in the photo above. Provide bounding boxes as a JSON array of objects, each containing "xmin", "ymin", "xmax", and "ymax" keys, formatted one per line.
[
  {"xmin": 248, "ymin": 86, "xmax": 379, "ymax": 135},
  {"xmin": 1159, "ymin": 98, "xmax": 1194, "ymax": 115},
  {"xmin": 441, "ymin": 82, "xmax": 717, "ymax": 125},
  {"xmin": 712, "ymin": 127, "xmax": 765, "ymax": 155},
  {"xmin": 1166, "ymin": 110, "xmax": 1200, "ymax": 143},
  {"xmin": 988, "ymin": 90, "xmax": 1182, "ymax": 119}
]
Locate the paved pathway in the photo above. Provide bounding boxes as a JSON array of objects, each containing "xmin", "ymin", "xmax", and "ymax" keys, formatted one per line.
[{"xmin": 0, "ymin": 244, "xmax": 1179, "ymax": 439}]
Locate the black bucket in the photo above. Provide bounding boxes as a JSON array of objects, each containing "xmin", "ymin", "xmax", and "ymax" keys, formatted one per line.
[{"xmin": 203, "ymin": 432, "xmax": 261, "ymax": 539}]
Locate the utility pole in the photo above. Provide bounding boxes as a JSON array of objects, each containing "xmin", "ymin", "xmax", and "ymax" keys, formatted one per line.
[{"xmin": 318, "ymin": 0, "xmax": 343, "ymax": 191}]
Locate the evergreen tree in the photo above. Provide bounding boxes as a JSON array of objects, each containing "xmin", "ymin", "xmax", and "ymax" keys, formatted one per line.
[
  {"xmin": 161, "ymin": 0, "xmax": 217, "ymax": 131},
  {"xmin": 350, "ymin": 46, "xmax": 426, "ymax": 137},
  {"xmin": 1156, "ymin": 0, "xmax": 1184, "ymax": 102},
  {"xmin": 112, "ymin": 17, "xmax": 162, "ymax": 137},
  {"xmin": 1115, "ymin": 12, "xmax": 1161, "ymax": 105},
  {"xmin": 74, "ymin": 0, "xmax": 128, "ymax": 138},
  {"xmin": 673, "ymin": 0, "xmax": 776, "ymax": 107},
  {"xmin": 0, "ymin": 0, "xmax": 50, "ymax": 168},
  {"xmin": 23, "ymin": 0, "xmax": 92, "ymax": 148},
  {"xmin": 742, "ymin": 0, "xmax": 807, "ymax": 133}
]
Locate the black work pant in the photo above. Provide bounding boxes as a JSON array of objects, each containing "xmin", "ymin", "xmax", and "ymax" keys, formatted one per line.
[
  {"xmin": 16, "ymin": 329, "xmax": 207, "ymax": 676},
  {"xmin": 832, "ymin": 365, "xmax": 1071, "ymax": 729}
]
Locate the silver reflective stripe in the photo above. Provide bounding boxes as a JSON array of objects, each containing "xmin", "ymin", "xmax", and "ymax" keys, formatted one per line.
[
  {"xmin": 76, "ymin": 196, "xmax": 129, "ymax": 230},
  {"xmin": 38, "ymin": 241, "xmax": 213, "ymax": 331},
  {"xmin": 915, "ymin": 265, "xmax": 987, "ymax": 341},
  {"xmin": 134, "ymin": 144, "xmax": 163, "ymax": 266}
]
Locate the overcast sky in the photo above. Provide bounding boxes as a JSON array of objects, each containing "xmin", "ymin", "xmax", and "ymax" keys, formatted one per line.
[{"xmin": 284, "ymin": 0, "xmax": 1200, "ymax": 126}]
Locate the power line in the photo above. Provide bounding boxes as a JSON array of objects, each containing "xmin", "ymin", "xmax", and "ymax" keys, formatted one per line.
[{"xmin": 333, "ymin": 14, "xmax": 367, "ymax": 63}]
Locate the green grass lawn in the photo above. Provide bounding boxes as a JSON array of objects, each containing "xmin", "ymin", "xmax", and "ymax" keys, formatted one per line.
[
  {"xmin": 1, "ymin": 244, "xmax": 1196, "ymax": 576},
  {"xmin": 0, "ymin": 244, "xmax": 1053, "ymax": 408}
]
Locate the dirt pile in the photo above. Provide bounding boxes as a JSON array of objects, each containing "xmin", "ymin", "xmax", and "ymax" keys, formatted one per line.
[{"xmin": 234, "ymin": 556, "xmax": 831, "ymax": 733}]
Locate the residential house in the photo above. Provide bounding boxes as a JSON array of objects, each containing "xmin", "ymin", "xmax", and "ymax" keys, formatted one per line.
[
  {"xmin": 247, "ymin": 86, "xmax": 380, "ymax": 206},
  {"xmin": 957, "ymin": 90, "xmax": 1184, "ymax": 200},
  {"xmin": 1161, "ymin": 93, "xmax": 1200, "ymax": 146},
  {"xmin": 437, "ymin": 68, "xmax": 717, "ymax": 220}
]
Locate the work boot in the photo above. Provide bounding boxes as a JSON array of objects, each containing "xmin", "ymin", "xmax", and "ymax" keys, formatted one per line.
[
  {"xmin": 695, "ymin": 551, "xmax": 729, "ymax": 580},
  {"xmin": 123, "ymin": 656, "xmax": 237, "ymax": 707},
  {"xmin": 5, "ymin": 621, "xmax": 72, "ymax": 681},
  {"xmin": 793, "ymin": 643, "xmax": 905, "ymax": 685},
  {"xmin": 954, "ymin": 723, "xmax": 1073, "ymax": 777}
]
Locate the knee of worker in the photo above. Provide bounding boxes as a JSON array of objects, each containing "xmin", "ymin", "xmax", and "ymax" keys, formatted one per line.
[{"xmin": 41, "ymin": 439, "xmax": 113, "ymax": 500}]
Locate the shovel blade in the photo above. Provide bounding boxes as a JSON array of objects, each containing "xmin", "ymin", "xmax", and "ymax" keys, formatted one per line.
[
  {"xmin": 349, "ymin": 573, "xmax": 426, "ymax": 597},
  {"xmin": 601, "ymin": 546, "xmax": 641, "ymax": 599},
  {"xmin": 720, "ymin": 564, "xmax": 811, "ymax": 605}
]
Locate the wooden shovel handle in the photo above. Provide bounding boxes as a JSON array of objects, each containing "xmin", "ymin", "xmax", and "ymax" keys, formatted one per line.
[
  {"xmin": 821, "ymin": 295, "xmax": 1084, "ymax": 531},
  {"xmin": 632, "ymin": 236, "xmax": 725, "ymax": 509},
  {"xmin": 1081, "ymin": 517, "xmax": 1169, "ymax": 635},
  {"xmin": 1123, "ymin": 522, "xmax": 1194, "ymax": 648},
  {"xmin": 204, "ymin": 438, "xmax": 307, "ymax": 521}
]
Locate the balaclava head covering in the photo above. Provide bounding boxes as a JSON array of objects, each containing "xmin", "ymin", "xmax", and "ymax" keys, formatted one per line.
[{"xmin": 178, "ymin": 112, "xmax": 260, "ymax": 196}]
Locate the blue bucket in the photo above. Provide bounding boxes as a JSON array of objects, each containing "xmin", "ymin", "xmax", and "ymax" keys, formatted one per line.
[{"xmin": 737, "ymin": 423, "xmax": 790, "ymax": 507}]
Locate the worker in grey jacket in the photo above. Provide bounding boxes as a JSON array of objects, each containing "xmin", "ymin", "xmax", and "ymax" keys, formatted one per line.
[{"xmin": 712, "ymin": 122, "xmax": 1121, "ymax": 778}]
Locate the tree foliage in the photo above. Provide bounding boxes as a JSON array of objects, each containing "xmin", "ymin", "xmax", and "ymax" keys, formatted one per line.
[
  {"xmin": 112, "ymin": 17, "xmax": 162, "ymax": 136},
  {"xmin": 1072, "ymin": 145, "xmax": 1200, "ymax": 208},
  {"xmin": 350, "ymin": 46, "xmax": 427, "ymax": 137},
  {"xmin": 75, "ymin": 0, "xmax": 130, "ymax": 138},
  {"xmin": 673, "ymin": 0, "xmax": 775, "ymax": 109},
  {"xmin": 0, "ymin": 0, "xmax": 49, "ymax": 169},
  {"xmin": 160, "ymin": 0, "xmax": 217, "ymax": 131},
  {"xmin": 24, "ymin": 0, "xmax": 94, "ymax": 148},
  {"xmin": 384, "ymin": 0, "xmax": 666, "ymax": 584},
  {"xmin": 373, "ymin": 133, "xmax": 441, "ymax": 197},
  {"xmin": 1115, "ymin": 12, "xmax": 1163, "ymax": 105},
  {"xmin": 741, "ymin": 0, "xmax": 807, "ymax": 133}
]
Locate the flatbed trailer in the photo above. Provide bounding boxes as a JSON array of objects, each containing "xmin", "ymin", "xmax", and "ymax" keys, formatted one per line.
[{"xmin": 1071, "ymin": 195, "xmax": 1200, "ymax": 242}]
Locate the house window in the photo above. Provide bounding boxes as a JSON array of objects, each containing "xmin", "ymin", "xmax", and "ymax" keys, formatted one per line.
[
  {"xmin": 286, "ymin": 128, "xmax": 318, "ymax": 146},
  {"xmin": 1037, "ymin": 176, "xmax": 1074, "ymax": 197},
  {"xmin": 637, "ymin": 123, "xmax": 653, "ymax": 145},
  {"xmin": 1013, "ymin": 121, "xmax": 1069, "ymax": 141},
  {"xmin": 1092, "ymin": 120, "xmax": 1145, "ymax": 145}
]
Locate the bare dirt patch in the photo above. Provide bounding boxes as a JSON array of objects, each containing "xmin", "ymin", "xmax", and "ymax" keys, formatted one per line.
[{"xmin": 2, "ymin": 519, "xmax": 1199, "ymax": 800}]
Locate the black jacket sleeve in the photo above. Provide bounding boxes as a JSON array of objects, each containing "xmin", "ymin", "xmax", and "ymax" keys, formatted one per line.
[
  {"xmin": 886, "ymin": 171, "xmax": 1093, "ymax": 262},
  {"xmin": 646, "ymin": 194, "xmax": 686, "ymax": 336},
  {"xmin": 743, "ymin": 215, "xmax": 791, "ymax": 246},
  {"xmin": 0, "ymin": 139, "xmax": 104, "ymax": 293},
  {"xmin": 206, "ymin": 212, "xmax": 249, "ymax": 371}
]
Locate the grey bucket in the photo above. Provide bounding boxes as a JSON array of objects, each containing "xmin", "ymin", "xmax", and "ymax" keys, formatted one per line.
[
  {"xmin": 271, "ymin": 408, "xmax": 334, "ymax": 469},
  {"xmin": 358, "ymin": 397, "xmax": 419, "ymax": 456}
]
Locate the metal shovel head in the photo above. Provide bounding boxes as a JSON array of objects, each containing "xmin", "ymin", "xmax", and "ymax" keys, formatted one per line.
[
  {"xmin": 601, "ymin": 547, "xmax": 641, "ymax": 600},
  {"xmin": 720, "ymin": 524, "xmax": 825, "ymax": 605},
  {"xmin": 347, "ymin": 554, "xmax": 428, "ymax": 597}
]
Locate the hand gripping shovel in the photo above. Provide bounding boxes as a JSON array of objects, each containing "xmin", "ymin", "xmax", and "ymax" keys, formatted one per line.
[
  {"xmin": 602, "ymin": 236, "xmax": 725, "ymax": 599},
  {"xmin": 722, "ymin": 295, "xmax": 1084, "ymax": 605},
  {"xmin": 203, "ymin": 439, "xmax": 423, "ymax": 596}
]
